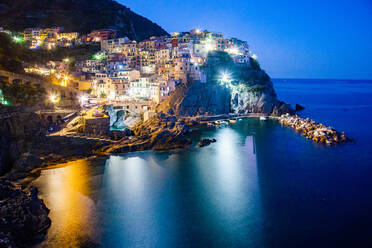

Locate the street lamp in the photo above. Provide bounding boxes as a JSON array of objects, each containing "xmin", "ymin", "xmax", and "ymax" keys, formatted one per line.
[
  {"xmin": 61, "ymin": 75, "xmax": 69, "ymax": 87},
  {"xmin": 49, "ymin": 94, "xmax": 59, "ymax": 104}
]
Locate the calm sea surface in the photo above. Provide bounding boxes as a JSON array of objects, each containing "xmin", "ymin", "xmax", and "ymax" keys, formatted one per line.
[{"xmin": 31, "ymin": 79, "xmax": 372, "ymax": 248}]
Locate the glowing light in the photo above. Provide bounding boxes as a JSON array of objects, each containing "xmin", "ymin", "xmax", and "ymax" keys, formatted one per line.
[
  {"xmin": 195, "ymin": 29, "xmax": 201, "ymax": 34},
  {"xmin": 226, "ymin": 47, "xmax": 241, "ymax": 56},
  {"xmin": 63, "ymin": 58, "xmax": 70, "ymax": 63},
  {"xmin": 49, "ymin": 94, "xmax": 59, "ymax": 103},
  {"xmin": 12, "ymin": 36, "xmax": 23, "ymax": 43},
  {"xmin": 251, "ymin": 54, "xmax": 258, "ymax": 60},
  {"xmin": 92, "ymin": 53, "xmax": 106, "ymax": 61},
  {"xmin": 79, "ymin": 95, "xmax": 88, "ymax": 105},
  {"xmin": 220, "ymin": 71, "xmax": 232, "ymax": 83},
  {"xmin": 61, "ymin": 75, "xmax": 69, "ymax": 87},
  {"xmin": 0, "ymin": 89, "xmax": 9, "ymax": 105}
]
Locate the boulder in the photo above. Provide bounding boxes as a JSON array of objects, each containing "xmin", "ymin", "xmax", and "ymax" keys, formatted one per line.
[
  {"xmin": 0, "ymin": 179, "xmax": 51, "ymax": 247},
  {"xmin": 198, "ymin": 138, "xmax": 217, "ymax": 147},
  {"xmin": 295, "ymin": 104, "xmax": 305, "ymax": 111}
]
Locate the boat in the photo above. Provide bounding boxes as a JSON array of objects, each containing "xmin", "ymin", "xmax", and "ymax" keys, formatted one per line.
[{"xmin": 260, "ymin": 116, "xmax": 268, "ymax": 121}]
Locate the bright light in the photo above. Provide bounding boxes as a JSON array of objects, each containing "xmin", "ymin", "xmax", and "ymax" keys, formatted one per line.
[
  {"xmin": 226, "ymin": 47, "xmax": 241, "ymax": 56},
  {"xmin": 49, "ymin": 94, "xmax": 59, "ymax": 103},
  {"xmin": 12, "ymin": 36, "xmax": 23, "ymax": 43},
  {"xmin": 61, "ymin": 75, "xmax": 69, "ymax": 87},
  {"xmin": 251, "ymin": 54, "xmax": 258, "ymax": 60},
  {"xmin": 79, "ymin": 95, "xmax": 88, "ymax": 105},
  {"xmin": 92, "ymin": 53, "xmax": 106, "ymax": 61},
  {"xmin": 195, "ymin": 29, "xmax": 201, "ymax": 34},
  {"xmin": 220, "ymin": 71, "xmax": 232, "ymax": 83},
  {"xmin": 63, "ymin": 58, "xmax": 70, "ymax": 63}
]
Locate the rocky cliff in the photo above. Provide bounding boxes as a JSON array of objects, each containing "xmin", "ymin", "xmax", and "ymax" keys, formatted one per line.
[
  {"xmin": 0, "ymin": 106, "xmax": 112, "ymax": 179},
  {"xmin": 0, "ymin": 106, "xmax": 46, "ymax": 175},
  {"xmin": 0, "ymin": 0, "xmax": 168, "ymax": 41},
  {"xmin": 157, "ymin": 80, "xmax": 231, "ymax": 116},
  {"xmin": 157, "ymin": 51, "xmax": 294, "ymax": 116}
]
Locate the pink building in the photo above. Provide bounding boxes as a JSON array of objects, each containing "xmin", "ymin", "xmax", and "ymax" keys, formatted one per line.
[{"xmin": 83, "ymin": 29, "xmax": 117, "ymax": 43}]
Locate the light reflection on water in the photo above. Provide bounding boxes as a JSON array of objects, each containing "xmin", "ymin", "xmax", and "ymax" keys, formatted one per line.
[
  {"xmin": 30, "ymin": 79, "xmax": 372, "ymax": 247},
  {"xmin": 31, "ymin": 125, "xmax": 260, "ymax": 247},
  {"xmin": 35, "ymin": 160, "xmax": 102, "ymax": 247}
]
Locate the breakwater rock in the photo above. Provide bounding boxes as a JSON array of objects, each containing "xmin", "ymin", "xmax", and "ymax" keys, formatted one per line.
[
  {"xmin": 97, "ymin": 114, "xmax": 191, "ymax": 154},
  {"xmin": 0, "ymin": 179, "xmax": 51, "ymax": 247},
  {"xmin": 278, "ymin": 114, "xmax": 349, "ymax": 145},
  {"xmin": 198, "ymin": 138, "xmax": 217, "ymax": 147}
]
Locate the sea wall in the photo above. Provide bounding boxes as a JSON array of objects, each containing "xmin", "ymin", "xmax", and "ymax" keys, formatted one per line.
[{"xmin": 278, "ymin": 114, "xmax": 349, "ymax": 145}]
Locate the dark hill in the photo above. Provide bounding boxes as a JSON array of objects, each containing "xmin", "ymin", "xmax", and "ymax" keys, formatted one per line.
[{"xmin": 0, "ymin": 0, "xmax": 168, "ymax": 41}]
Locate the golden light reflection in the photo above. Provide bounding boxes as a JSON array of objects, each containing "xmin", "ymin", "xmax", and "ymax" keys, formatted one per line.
[{"xmin": 41, "ymin": 160, "xmax": 100, "ymax": 246}]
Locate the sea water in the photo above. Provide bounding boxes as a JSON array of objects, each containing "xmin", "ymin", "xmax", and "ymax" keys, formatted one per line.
[{"xmin": 31, "ymin": 79, "xmax": 372, "ymax": 247}]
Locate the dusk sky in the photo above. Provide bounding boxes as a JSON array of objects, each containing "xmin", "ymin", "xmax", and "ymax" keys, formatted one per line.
[{"xmin": 119, "ymin": 0, "xmax": 372, "ymax": 79}]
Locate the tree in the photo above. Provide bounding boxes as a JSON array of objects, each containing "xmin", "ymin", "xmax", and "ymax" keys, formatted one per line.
[{"xmin": 0, "ymin": 79, "xmax": 46, "ymax": 106}]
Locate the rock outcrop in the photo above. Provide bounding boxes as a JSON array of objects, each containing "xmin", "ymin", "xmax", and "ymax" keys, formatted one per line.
[
  {"xmin": 278, "ymin": 114, "xmax": 349, "ymax": 145},
  {"xmin": 0, "ymin": 179, "xmax": 51, "ymax": 247},
  {"xmin": 98, "ymin": 114, "xmax": 191, "ymax": 154},
  {"xmin": 157, "ymin": 51, "xmax": 294, "ymax": 117},
  {"xmin": 0, "ymin": 106, "xmax": 46, "ymax": 175},
  {"xmin": 157, "ymin": 81, "xmax": 231, "ymax": 116},
  {"xmin": 0, "ymin": 106, "xmax": 112, "ymax": 179},
  {"xmin": 198, "ymin": 138, "xmax": 217, "ymax": 147}
]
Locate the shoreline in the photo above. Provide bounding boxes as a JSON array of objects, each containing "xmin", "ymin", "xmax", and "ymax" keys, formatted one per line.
[{"xmin": 4, "ymin": 112, "xmax": 350, "ymax": 185}]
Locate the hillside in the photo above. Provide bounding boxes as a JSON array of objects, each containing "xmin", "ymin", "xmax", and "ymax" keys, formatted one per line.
[
  {"xmin": 0, "ymin": 0, "xmax": 168, "ymax": 41},
  {"xmin": 157, "ymin": 51, "xmax": 294, "ymax": 116}
]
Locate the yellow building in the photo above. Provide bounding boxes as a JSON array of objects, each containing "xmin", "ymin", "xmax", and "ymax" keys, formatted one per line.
[{"xmin": 58, "ymin": 32, "xmax": 79, "ymax": 41}]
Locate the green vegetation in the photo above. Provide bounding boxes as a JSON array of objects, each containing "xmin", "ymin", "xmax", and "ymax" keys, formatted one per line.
[
  {"xmin": 202, "ymin": 51, "xmax": 235, "ymax": 84},
  {"xmin": 92, "ymin": 52, "xmax": 107, "ymax": 61},
  {"xmin": 249, "ymin": 57, "xmax": 261, "ymax": 70},
  {"xmin": 0, "ymin": 32, "xmax": 99, "ymax": 73},
  {"xmin": 202, "ymin": 51, "xmax": 270, "ymax": 88},
  {"xmin": 0, "ymin": 79, "xmax": 46, "ymax": 106}
]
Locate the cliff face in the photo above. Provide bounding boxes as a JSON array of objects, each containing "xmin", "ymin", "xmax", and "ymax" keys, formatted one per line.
[
  {"xmin": 158, "ymin": 81, "xmax": 231, "ymax": 116},
  {"xmin": 229, "ymin": 69, "xmax": 292, "ymax": 115},
  {"xmin": 0, "ymin": 106, "xmax": 46, "ymax": 175},
  {"xmin": 157, "ymin": 52, "xmax": 294, "ymax": 117},
  {"xmin": 0, "ymin": 0, "xmax": 168, "ymax": 41}
]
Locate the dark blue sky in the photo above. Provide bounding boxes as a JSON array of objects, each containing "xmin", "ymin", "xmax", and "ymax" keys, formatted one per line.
[{"xmin": 119, "ymin": 0, "xmax": 372, "ymax": 79}]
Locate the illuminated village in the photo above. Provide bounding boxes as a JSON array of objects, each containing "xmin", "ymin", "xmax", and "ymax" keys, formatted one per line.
[
  {"xmin": 0, "ymin": 0, "xmax": 361, "ymax": 245},
  {"xmin": 9, "ymin": 27, "xmax": 252, "ymax": 108}
]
